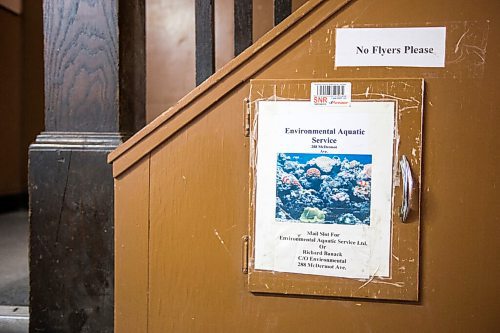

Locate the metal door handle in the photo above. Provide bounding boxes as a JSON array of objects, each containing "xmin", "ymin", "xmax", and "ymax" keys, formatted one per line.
[{"xmin": 399, "ymin": 155, "xmax": 413, "ymax": 222}]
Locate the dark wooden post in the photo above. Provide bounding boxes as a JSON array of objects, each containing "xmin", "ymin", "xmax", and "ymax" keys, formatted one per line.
[
  {"xmin": 29, "ymin": 1, "xmax": 145, "ymax": 332},
  {"xmin": 274, "ymin": 0, "xmax": 292, "ymax": 25},
  {"xmin": 195, "ymin": 0, "xmax": 215, "ymax": 85},
  {"xmin": 234, "ymin": 0, "xmax": 253, "ymax": 56}
]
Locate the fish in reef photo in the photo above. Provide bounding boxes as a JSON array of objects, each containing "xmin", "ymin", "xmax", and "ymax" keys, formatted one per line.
[{"xmin": 275, "ymin": 153, "xmax": 372, "ymax": 225}]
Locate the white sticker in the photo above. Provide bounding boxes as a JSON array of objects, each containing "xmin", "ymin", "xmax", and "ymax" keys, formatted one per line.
[
  {"xmin": 311, "ymin": 82, "xmax": 351, "ymax": 107},
  {"xmin": 335, "ymin": 27, "xmax": 446, "ymax": 67}
]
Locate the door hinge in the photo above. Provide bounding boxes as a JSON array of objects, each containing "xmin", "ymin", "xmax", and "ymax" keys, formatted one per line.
[
  {"xmin": 243, "ymin": 98, "xmax": 250, "ymax": 137},
  {"xmin": 242, "ymin": 235, "xmax": 249, "ymax": 274}
]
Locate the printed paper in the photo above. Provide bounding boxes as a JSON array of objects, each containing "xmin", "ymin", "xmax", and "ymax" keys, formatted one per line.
[
  {"xmin": 335, "ymin": 27, "xmax": 446, "ymax": 67},
  {"xmin": 253, "ymin": 101, "xmax": 395, "ymax": 279}
]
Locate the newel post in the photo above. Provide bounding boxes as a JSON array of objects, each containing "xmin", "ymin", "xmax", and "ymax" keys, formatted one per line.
[{"xmin": 29, "ymin": 0, "xmax": 145, "ymax": 331}]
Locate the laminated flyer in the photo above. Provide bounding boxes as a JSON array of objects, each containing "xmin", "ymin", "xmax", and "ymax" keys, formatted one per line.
[{"xmin": 253, "ymin": 101, "xmax": 395, "ymax": 279}]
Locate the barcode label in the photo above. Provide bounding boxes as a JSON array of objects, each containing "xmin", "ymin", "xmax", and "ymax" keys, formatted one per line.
[
  {"xmin": 311, "ymin": 82, "xmax": 351, "ymax": 107},
  {"xmin": 316, "ymin": 84, "xmax": 345, "ymax": 96}
]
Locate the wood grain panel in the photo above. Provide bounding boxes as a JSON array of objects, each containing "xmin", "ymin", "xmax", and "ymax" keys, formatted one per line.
[
  {"xmin": 148, "ymin": 86, "xmax": 250, "ymax": 332},
  {"xmin": 43, "ymin": 0, "xmax": 119, "ymax": 132},
  {"xmin": 114, "ymin": 157, "xmax": 150, "ymax": 333},
  {"xmin": 114, "ymin": 0, "xmax": 500, "ymax": 331},
  {"xmin": 29, "ymin": 147, "xmax": 116, "ymax": 332}
]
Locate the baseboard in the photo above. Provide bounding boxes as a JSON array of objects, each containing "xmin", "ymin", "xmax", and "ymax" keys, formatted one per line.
[{"xmin": 0, "ymin": 306, "xmax": 28, "ymax": 333}]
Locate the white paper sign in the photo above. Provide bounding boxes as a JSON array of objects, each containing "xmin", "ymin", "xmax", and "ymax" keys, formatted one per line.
[
  {"xmin": 254, "ymin": 101, "xmax": 395, "ymax": 279},
  {"xmin": 335, "ymin": 27, "xmax": 446, "ymax": 67}
]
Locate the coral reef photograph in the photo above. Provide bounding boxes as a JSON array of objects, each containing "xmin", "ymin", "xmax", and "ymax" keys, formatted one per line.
[{"xmin": 275, "ymin": 153, "xmax": 372, "ymax": 225}]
